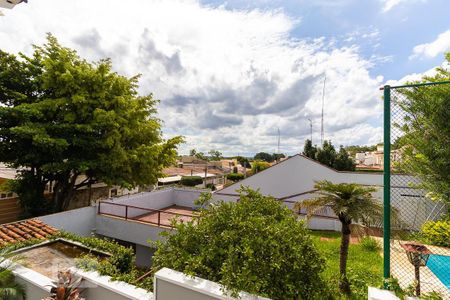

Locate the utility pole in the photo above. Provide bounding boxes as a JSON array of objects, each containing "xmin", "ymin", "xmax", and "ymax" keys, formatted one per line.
[
  {"xmin": 277, "ymin": 127, "xmax": 280, "ymax": 163},
  {"xmin": 308, "ymin": 118, "xmax": 313, "ymax": 144},
  {"xmin": 321, "ymin": 74, "xmax": 326, "ymax": 145}
]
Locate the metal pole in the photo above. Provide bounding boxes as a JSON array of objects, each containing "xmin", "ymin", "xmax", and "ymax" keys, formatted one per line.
[{"xmin": 383, "ymin": 85, "xmax": 391, "ymax": 281}]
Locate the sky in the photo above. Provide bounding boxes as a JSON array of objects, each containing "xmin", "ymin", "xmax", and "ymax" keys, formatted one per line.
[{"xmin": 1, "ymin": 0, "xmax": 449, "ymax": 156}]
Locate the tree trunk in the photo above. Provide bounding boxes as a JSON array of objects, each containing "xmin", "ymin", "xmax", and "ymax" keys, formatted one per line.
[
  {"xmin": 339, "ymin": 218, "xmax": 352, "ymax": 295},
  {"xmin": 53, "ymin": 173, "xmax": 78, "ymax": 212}
]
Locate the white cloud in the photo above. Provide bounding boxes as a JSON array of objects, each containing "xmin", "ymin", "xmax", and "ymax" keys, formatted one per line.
[
  {"xmin": 381, "ymin": 0, "xmax": 426, "ymax": 12},
  {"xmin": 410, "ymin": 29, "xmax": 450, "ymax": 59},
  {"xmin": 0, "ymin": 0, "xmax": 384, "ymax": 156}
]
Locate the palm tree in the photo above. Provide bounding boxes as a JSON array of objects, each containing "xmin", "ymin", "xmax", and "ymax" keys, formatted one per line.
[
  {"xmin": 295, "ymin": 180, "xmax": 383, "ymax": 295},
  {"xmin": 0, "ymin": 248, "xmax": 26, "ymax": 300}
]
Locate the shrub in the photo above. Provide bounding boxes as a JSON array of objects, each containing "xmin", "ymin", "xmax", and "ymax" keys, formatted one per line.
[
  {"xmin": 232, "ymin": 166, "xmax": 238, "ymax": 173},
  {"xmin": 421, "ymin": 220, "xmax": 450, "ymax": 247},
  {"xmin": 152, "ymin": 187, "xmax": 327, "ymax": 299},
  {"xmin": 360, "ymin": 236, "xmax": 381, "ymax": 252},
  {"xmin": 180, "ymin": 176, "xmax": 203, "ymax": 187},
  {"xmin": 205, "ymin": 183, "xmax": 216, "ymax": 191},
  {"xmin": 226, "ymin": 173, "xmax": 244, "ymax": 182},
  {"xmin": 251, "ymin": 160, "xmax": 270, "ymax": 173}
]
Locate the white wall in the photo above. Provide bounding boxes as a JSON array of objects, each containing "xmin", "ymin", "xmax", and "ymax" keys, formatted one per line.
[
  {"xmin": 95, "ymin": 215, "xmax": 168, "ymax": 246},
  {"xmin": 39, "ymin": 206, "xmax": 97, "ymax": 236},
  {"xmin": 154, "ymin": 268, "xmax": 269, "ymax": 300}
]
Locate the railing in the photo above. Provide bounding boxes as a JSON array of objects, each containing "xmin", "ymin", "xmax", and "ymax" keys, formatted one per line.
[{"xmin": 97, "ymin": 201, "xmax": 195, "ymax": 228}]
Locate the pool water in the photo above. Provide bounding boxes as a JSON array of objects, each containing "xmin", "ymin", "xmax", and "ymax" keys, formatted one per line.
[{"xmin": 427, "ymin": 254, "xmax": 450, "ymax": 290}]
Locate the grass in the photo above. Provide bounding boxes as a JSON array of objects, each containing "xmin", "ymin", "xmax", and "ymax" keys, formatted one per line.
[{"xmin": 310, "ymin": 230, "xmax": 383, "ymax": 299}]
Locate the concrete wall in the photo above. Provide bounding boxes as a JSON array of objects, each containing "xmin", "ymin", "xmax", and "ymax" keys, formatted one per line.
[
  {"xmin": 154, "ymin": 268, "xmax": 269, "ymax": 300},
  {"xmin": 95, "ymin": 215, "xmax": 168, "ymax": 246},
  {"xmin": 136, "ymin": 244, "xmax": 155, "ymax": 268},
  {"xmin": 39, "ymin": 206, "xmax": 97, "ymax": 236},
  {"xmin": 11, "ymin": 262, "xmax": 153, "ymax": 300},
  {"xmin": 173, "ymin": 188, "xmax": 204, "ymax": 207}
]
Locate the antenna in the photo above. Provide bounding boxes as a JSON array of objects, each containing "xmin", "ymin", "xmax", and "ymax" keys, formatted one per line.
[
  {"xmin": 308, "ymin": 118, "xmax": 313, "ymax": 144},
  {"xmin": 321, "ymin": 73, "xmax": 326, "ymax": 145},
  {"xmin": 277, "ymin": 127, "xmax": 280, "ymax": 162}
]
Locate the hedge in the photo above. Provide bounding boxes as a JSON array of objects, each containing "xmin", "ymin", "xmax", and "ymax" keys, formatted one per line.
[
  {"xmin": 421, "ymin": 220, "xmax": 450, "ymax": 248},
  {"xmin": 226, "ymin": 173, "xmax": 244, "ymax": 182},
  {"xmin": 180, "ymin": 176, "xmax": 203, "ymax": 186}
]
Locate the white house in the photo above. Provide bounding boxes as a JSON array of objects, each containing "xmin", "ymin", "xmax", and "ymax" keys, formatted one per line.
[{"xmin": 213, "ymin": 155, "xmax": 444, "ymax": 231}]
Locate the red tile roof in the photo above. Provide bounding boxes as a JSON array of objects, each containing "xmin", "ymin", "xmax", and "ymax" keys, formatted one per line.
[{"xmin": 0, "ymin": 219, "xmax": 58, "ymax": 246}]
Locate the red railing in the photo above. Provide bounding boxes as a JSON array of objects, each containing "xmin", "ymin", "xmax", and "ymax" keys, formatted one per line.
[{"xmin": 97, "ymin": 201, "xmax": 195, "ymax": 228}]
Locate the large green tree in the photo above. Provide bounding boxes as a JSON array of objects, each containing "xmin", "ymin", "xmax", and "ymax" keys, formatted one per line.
[
  {"xmin": 395, "ymin": 52, "xmax": 450, "ymax": 206},
  {"xmin": 0, "ymin": 35, "xmax": 182, "ymax": 214},
  {"xmin": 153, "ymin": 188, "xmax": 327, "ymax": 299},
  {"xmin": 303, "ymin": 140, "xmax": 355, "ymax": 171}
]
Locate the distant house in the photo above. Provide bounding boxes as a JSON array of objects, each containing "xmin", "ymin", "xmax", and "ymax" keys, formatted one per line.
[{"xmin": 0, "ymin": 164, "xmax": 139, "ymax": 224}]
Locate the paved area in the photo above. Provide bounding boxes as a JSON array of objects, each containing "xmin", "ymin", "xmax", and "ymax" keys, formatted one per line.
[
  {"xmin": 388, "ymin": 239, "xmax": 450, "ymax": 297},
  {"xmin": 133, "ymin": 205, "xmax": 196, "ymax": 227}
]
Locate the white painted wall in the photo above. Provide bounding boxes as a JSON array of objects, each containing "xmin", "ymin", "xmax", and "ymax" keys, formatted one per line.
[
  {"xmin": 154, "ymin": 268, "xmax": 270, "ymax": 300},
  {"xmin": 39, "ymin": 206, "xmax": 97, "ymax": 236},
  {"xmin": 95, "ymin": 215, "xmax": 168, "ymax": 246}
]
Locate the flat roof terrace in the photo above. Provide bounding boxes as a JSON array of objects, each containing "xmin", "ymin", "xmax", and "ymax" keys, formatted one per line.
[{"xmin": 98, "ymin": 202, "xmax": 197, "ymax": 228}]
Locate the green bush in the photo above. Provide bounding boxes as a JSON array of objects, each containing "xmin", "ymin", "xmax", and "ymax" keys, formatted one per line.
[
  {"xmin": 360, "ymin": 236, "xmax": 381, "ymax": 252},
  {"xmin": 226, "ymin": 173, "xmax": 244, "ymax": 182},
  {"xmin": 152, "ymin": 187, "xmax": 327, "ymax": 299},
  {"xmin": 421, "ymin": 220, "xmax": 450, "ymax": 247},
  {"xmin": 251, "ymin": 160, "xmax": 270, "ymax": 173},
  {"xmin": 205, "ymin": 183, "xmax": 216, "ymax": 191},
  {"xmin": 180, "ymin": 176, "xmax": 203, "ymax": 186}
]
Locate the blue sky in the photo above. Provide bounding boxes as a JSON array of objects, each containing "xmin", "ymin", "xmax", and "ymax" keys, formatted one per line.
[
  {"xmin": 203, "ymin": 0, "xmax": 449, "ymax": 80},
  {"xmin": 1, "ymin": 0, "xmax": 449, "ymax": 156}
]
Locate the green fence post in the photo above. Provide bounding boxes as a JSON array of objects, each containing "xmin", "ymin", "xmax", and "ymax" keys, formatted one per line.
[{"xmin": 383, "ymin": 85, "xmax": 391, "ymax": 281}]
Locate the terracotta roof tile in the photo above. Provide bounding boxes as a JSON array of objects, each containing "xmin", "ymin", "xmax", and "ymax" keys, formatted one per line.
[{"xmin": 0, "ymin": 219, "xmax": 58, "ymax": 245}]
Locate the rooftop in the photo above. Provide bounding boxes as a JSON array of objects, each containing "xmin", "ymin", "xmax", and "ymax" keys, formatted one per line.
[{"xmin": 0, "ymin": 219, "xmax": 58, "ymax": 245}]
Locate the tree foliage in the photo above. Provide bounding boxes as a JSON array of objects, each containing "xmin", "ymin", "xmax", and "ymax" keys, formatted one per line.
[
  {"xmin": 253, "ymin": 152, "xmax": 274, "ymax": 162},
  {"xmin": 302, "ymin": 140, "xmax": 355, "ymax": 171},
  {"xmin": 180, "ymin": 176, "xmax": 203, "ymax": 187},
  {"xmin": 295, "ymin": 181, "xmax": 382, "ymax": 295},
  {"xmin": 208, "ymin": 150, "xmax": 222, "ymax": 161},
  {"xmin": 152, "ymin": 187, "xmax": 327, "ymax": 299},
  {"xmin": 394, "ymin": 53, "xmax": 450, "ymax": 205},
  {"xmin": 253, "ymin": 152, "xmax": 285, "ymax": 163},
  {"xmin": 251, "ymin": 160, "xmax": 270, "ymax": 173},
  {"xmin": 345, "ymin": 145, "xmax": 377, "ymax": 156},
  {"xmin": 226, "ymin": 173, "xmax": 244, "ymax": 182},
  {"xmin": 235, "ymin": 156, "xmax": 250, "ymax": 168},
  {"xmin": 0, "ymin": 34, "xmax": 182, "ymax": 214}
]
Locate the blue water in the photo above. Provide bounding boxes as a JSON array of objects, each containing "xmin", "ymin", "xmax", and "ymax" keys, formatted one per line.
[{"xmin": 427, "ymin": 254, "xmax": 450, "ymax": 290}]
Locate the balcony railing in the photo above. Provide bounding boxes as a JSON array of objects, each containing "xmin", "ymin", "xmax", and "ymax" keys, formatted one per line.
[{"xmin": 97, "ymin": 201, "xmax": 195, "ymax": 228}]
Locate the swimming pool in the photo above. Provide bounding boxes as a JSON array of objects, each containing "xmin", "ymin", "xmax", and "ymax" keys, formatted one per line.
[{"xmin": 427, "ymin": 254, "xmax": 450, "ymax": 290}]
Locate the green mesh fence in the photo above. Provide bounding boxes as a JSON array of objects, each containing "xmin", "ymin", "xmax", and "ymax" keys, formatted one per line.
[{"xmin": 383, "ymin": 82, "xmax": 450, "ymax": 299}]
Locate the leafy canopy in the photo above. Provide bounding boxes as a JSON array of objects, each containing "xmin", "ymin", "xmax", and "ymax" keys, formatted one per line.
[
  {"xmin": 302, "ymin": 140, "xmax": 356, "ymax": 171},
  {"xmin": 152, "ymin": 187, "xmax": 327, "ymax": 299},
  {"xmin": 0, "ymin": 34, "xmax": 182, "ymax": 213},
  {"xmin": 296, "ymin": 180, "xmax": 381, "ymax": 226},
  {"xmin": 394, "ymin": 52, "xmax": 450, "ymax": 206}
]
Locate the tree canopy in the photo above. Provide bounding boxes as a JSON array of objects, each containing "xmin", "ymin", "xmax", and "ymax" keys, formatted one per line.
[
  {"xmin": 0, "ymin": 34, "xmax": 182, "ymax": 214},
  {"xmin": 394, "ymin": 52, "xmax": 450, "ymax": 206},
  {"xmin": 152, "ymin": 187, "xmax": 327, "ymax": 299},
  {"xmin": 302, "ymin": 139, "xmax": 355, "ymax": 171},
  {"xmin": 253, "ymin": 152, "xmax": 285, "ymax": 163}
]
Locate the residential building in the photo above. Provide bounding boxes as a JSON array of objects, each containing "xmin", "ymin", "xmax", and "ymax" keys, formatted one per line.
[{"xmin": 214, "ymin": 154, "xmax": 445, "ymax": 231}]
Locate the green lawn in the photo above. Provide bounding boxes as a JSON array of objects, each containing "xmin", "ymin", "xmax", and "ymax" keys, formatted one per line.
[{"xmin": 310, "ymin": 230, "xmax": 383, "ymax": 299}]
